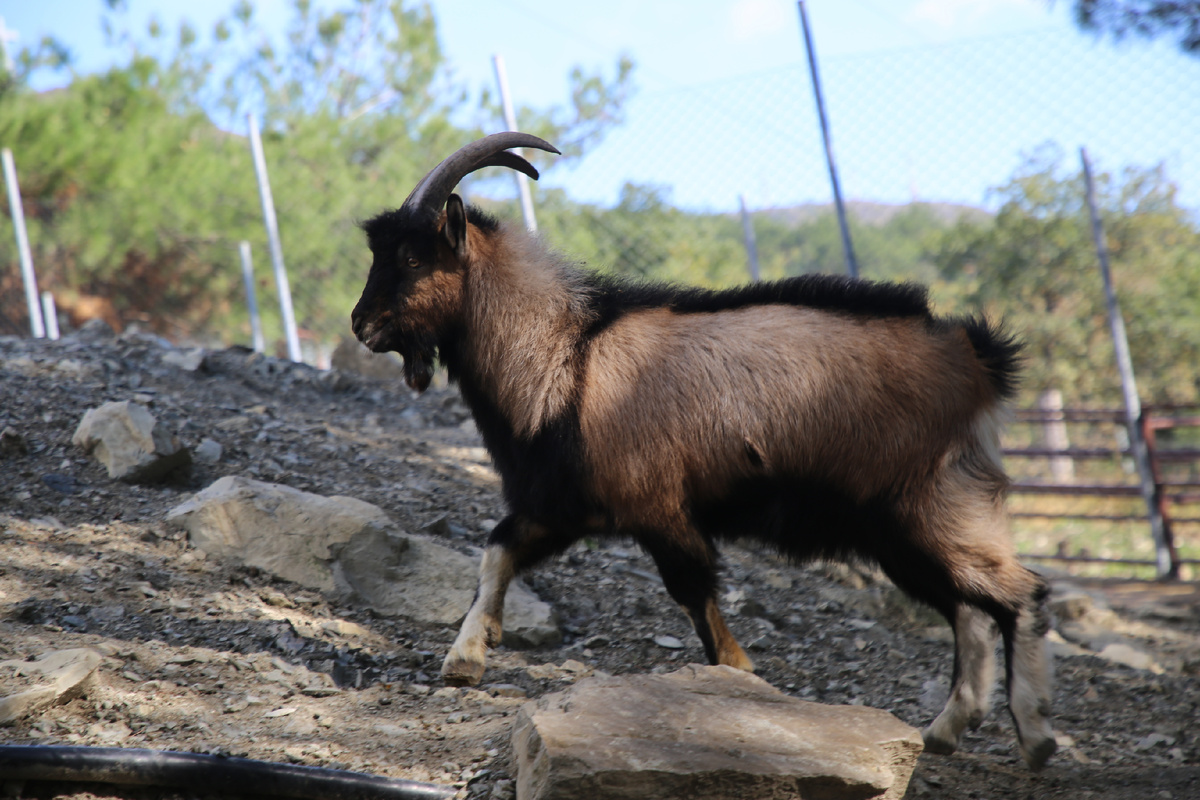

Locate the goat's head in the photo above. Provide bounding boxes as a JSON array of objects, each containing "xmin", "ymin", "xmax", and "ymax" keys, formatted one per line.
[{"xmin": 351, "ymin": 132, "xmax": 560, "ymax": 391}]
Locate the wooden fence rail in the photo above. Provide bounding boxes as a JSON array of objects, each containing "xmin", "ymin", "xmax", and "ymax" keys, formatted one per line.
[{"xmin": 1005, "ymin": 405, "xmax": 1200, "ymax": 577}]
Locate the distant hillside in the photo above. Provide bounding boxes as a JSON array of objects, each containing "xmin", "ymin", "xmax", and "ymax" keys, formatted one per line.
[{"xmin": 756, "ymin": 200, "xmax": 990, "ymax": 227}]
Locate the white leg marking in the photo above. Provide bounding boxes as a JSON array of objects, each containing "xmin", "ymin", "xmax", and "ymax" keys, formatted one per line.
[
  {"xmin": 442, "ymin": 545, "xmax": 515, "ymax": 686},
  {"xmin": 1010, "ymin": 603, "xmax": 1057, "ymax": 770},
  {"xmin": 923, "ymin": 603, "xmax": 997, "ymax": 755}
]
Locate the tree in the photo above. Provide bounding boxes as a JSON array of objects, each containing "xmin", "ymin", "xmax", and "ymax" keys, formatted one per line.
[
  {"xmin": 0, "ymin": 0, "xmax": 633, "ymax": 347},
  {"xmin": 929, "ymin": 144, "xmax": 1200, "ymax": 405},
  {"xmin": 1063, "ymin": 1, "xmax": 1200, "ymax": 55}
]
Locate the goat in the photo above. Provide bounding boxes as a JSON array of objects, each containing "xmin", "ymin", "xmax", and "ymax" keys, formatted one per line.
[{"xmin": 350, "ymin": 132, "xmax": 1057, "ymax": 770}]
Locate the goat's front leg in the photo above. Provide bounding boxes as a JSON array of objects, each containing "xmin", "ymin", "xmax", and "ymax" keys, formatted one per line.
[
  {"xmin": 442, "ymin": 515, "xmax": 560, "ymax": 686},
  {"xmin": 643, "ymin": 531, "xmax": 754, "ymax": 672},
  {"xmin": 442, "ymin": 544, "xmax": 515, "ymax": 686}
]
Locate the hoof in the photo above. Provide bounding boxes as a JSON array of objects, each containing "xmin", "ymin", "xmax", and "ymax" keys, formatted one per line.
[
  {"xmin": 921, "ymin": 726, "xmax": 959, "ymax": 756},
  {"xmin": 1020, "ymin": 735, "xmax": 1057, "ymax": 771},
  {"xmin": 441, "ymin": 656, "xmax": 486, "ymax": 687}
]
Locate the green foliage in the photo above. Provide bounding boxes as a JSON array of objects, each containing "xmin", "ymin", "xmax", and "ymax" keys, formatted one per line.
[
  {"xmin": 929, "ymin": 144, "xmax": 1200, "ymax": 405},
  {"xmin": 1068, "ymin": 0, "xmax": 1200, "ymax": 56},
  {"xmin": 0, "ymin": 0, "xmax": 633, "ymax": 347},
  {"xmin": 753, "ymin": 203, "xmax": 957, "ymax": 284}
]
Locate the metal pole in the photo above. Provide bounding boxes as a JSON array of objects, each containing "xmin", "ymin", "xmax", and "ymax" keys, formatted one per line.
[
  {"xmin": 492, "ymin": 54, "xmax": 539, "ymax": 233},
  {"xmin": 739, "ymin": 194, "xmax": 761, "ymax": 282},
  {"xmin": 238, "ymin": 241, "xmax": 266, "ymax": 353},
  {"xmin": 246, "ymin": 113, "xmax": 302, "ymax": 362},
  {"xmin": 40, "ymin": 291, "xmax": 59, "ymax": 340},
  {"xmin": 2, "ymin": 148, "xmax": 46, "ymax": 338},
  {"xmin": 796, "ymin": 1, "xmax": 858, "ymax": 278},
  {"xmin": 1080, "ymin": 147, "xmax": 1177, "ymax": 580}
]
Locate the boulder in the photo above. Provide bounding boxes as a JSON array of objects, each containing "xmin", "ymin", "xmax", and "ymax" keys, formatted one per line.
[
  {"xmin": 513, "ymin": 664, "xmax": 922, "ymax": 800},
  {"xmin": 166, "ymin": 476, "xmax": 558, "ymax": 644},
  {"xmin": 0, "ymin": 649, "xmax": 103, "ymax": 725},
  {"xmin": 72, "ymin": 401, "xmax": 192, "ymax": 483},
  {"xmin": 330, "ymin": 337, "xmax": 407, "ymax": 382},
  {"xmin": 161, "ymin": 348, "xmax": 206, "ymax": 372}
]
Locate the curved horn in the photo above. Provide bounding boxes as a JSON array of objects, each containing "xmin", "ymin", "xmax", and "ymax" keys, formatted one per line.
[{"xmin": 401, "ymin": 132, "xmax": 560, "ymax": 219}]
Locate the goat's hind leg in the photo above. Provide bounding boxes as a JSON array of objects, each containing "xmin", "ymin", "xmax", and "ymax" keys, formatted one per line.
[
  {"xmin": 442, "ymin": 515, "xmax": 559, "ymax": 686},
  {"xmin": 923, "ymin": 603, "xmax": 998, "ymax": 755},
  {"xmin": 1005, "ymin": 574, "xmax": 1056, "ymax": 770}
]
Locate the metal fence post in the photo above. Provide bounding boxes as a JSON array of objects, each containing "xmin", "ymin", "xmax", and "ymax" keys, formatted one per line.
[
  {"xmin": 1080, "ymin": 146, "xmax": 1178, "ymax": 580},
  {"xmin": 40, "ymin": 291, "xmax": 59, "ymax": 340},
  {"xmin": 492, "ymin": 54, "xmax": 539, "ymax": 233},
  {"xmin": 738, "ymin": 194, "xmax": 761, "ymax": 282},
  {"xmin": 796, "ymin": 1, "xmax": 858, "ymax": 279},
  {"xmin": 239, "ymin": 241, "xmax": 266, "ymax": 353},
  {"xmin": 2, "ymin": 148, "xmax": 46, "ymax": 338},
  {"xmin": 247, "ymin": 113, "xmax": 303, "ymax": 363}
]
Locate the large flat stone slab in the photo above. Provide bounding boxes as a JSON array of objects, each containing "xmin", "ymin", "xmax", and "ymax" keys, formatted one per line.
[
  {"xmin": 513, "ymin": 664, "xmax": 922, "ymax": 800},
  {"xmin": 166, "ymin": 476, "xmax": 557, "ymax": 645}
]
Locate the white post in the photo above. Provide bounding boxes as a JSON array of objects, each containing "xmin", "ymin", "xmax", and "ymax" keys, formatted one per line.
[
  {"xmin": 40, "ymin": 291, "xmax": 59, "ymax": 340},
  {"xmin": 2, "ymin": 148, "xmax": 46, "ymax": 338},
  {"xmin": 247, "ymin": 113, "xmax": 302, "ymax": 362},
  {"xmin": 1037, "ymin": 389, "xmax": 1073, "ymax": 482},
  {"xmin": 491, "ymin": 54, "xmax": 538, "ymax": 233},
  {"xmin": 239, "ymin": 241, "xmax": 266, "ymax": 353}
]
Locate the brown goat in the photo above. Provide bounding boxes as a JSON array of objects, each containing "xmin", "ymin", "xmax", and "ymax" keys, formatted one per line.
[{"xmin": 350, "ymin": 133, "xmax": 1057, "ymax": 770}]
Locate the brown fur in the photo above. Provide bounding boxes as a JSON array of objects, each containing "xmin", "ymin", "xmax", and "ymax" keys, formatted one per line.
[{"xmin": 354, "ymin": 202, "xmax": 1056, "ymax": 770}]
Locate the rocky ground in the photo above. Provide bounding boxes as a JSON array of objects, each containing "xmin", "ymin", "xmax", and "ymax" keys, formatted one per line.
[{"xmin": 0, "ymin": 325, "xmax": 1198, "ymax": 800}]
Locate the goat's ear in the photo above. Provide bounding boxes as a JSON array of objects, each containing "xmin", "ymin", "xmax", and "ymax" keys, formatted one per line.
[{"xmin": 443, "ymin": 193, "xmax": 469, "ymax": 259}]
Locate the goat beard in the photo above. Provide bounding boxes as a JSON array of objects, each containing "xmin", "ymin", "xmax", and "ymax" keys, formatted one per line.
[{"xmin": 401, "ymin": 346, "xmax": 434, "ymax": 393}]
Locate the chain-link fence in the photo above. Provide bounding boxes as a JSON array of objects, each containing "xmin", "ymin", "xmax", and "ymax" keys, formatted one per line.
[{"xmin": 3, "ymin": 25, "xmax": 1198, "ymax": 351}]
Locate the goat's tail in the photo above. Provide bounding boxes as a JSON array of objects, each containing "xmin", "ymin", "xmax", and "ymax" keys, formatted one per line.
[{"xmin": 959, "ymin": 315, "xmax": 1023, "ymax": 401}]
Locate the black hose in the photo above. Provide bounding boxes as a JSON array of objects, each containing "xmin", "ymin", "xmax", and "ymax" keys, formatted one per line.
[{"xmin": 0, "ymin": 745, "xmax": 458, "ymax": 800}]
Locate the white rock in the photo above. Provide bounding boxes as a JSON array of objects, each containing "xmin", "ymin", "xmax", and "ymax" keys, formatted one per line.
[
  {"xmin": 0, "ymin": 649, "xmax": 103, "ymax": 725},
  {"xmin": 194, "ymin": 438, "xmax": 223, "ymax": 465},
  {"xmin": 1096, "ymin": 643, "xmax": 1164, "ymax": 674},
  {"xmin": 161, "ymin": 348, "xmax": 206, "ymax": 372},
  {"xmin": 513, "ymin": 664, "xmax": 923, "ymax": 800},
  {"xmin": 329, "ymin": 337, "xmax": 406, "ymax": 381},
  {"xmin": 72, "ymin": 401, "xmax": 191, "ymax": 482}
]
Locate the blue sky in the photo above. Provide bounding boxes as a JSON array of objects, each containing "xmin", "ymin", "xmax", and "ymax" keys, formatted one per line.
[
  {"xmin": 2, "ymin": 1, "xmax": 1196, "ymax": 211},
  {"xmin": 1, "ymin": 0, "xmax": 1071, "ymax": 100}
]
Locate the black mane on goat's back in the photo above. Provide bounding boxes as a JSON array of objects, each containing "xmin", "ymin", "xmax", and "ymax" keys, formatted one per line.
[{"xmin": 581, "ymin": 272, "xmax": 932, "ymax": 334}]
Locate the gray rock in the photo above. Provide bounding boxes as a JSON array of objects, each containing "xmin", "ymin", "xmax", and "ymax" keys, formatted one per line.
[
  {"xmin": 69, "ymin": 317, "xmax": 116, "ymax": 342},
  {"xmin": 513, "ymin": 664, "xmax": 923, "ymax": 800},
  {"xmin": 166, "ymin": 477, "xmax": 559, "ymax": 644},
  {"xmin": 330, "ymin": 337, "xmax": 406, "ymax": 382},
  {"xmin": 331, "ymin": 522, "xmax": 558, "ymax": 644},
  {"xmin": 0, "ymin": 649, "xmax": 103, "ymax": 725},
  {"xmin": 166, "ymin": 476, "xmax": 394, "ymax": 594},
  {"xmin": 193, "ymin": 438, "xmax": 223, "ymax": 465},
  {"xmin": 72, "ymin": 401, "xmax": 192, "ymax": 483},
  {"xmin": 161, "ymin": 348, "xmax": 206, "ymax": 372},
  {"xmin": 1096, "ymin": 643, "xmax": 1164, "ymax": 674},
  {"xmin": 0, "ymin": 426, "xmax": 29, "ymax": 457},
  {"xmin": 1049, "ymin": 590, "xmax": 1095, "ymax": 622}
]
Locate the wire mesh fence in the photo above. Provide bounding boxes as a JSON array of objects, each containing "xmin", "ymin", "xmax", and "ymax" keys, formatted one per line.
[
  {"xmin": 2, "ymin": 22, "xmax": 1199, "ymax": 575},
  {"xmin": 4, "ymin": 25, "xmax": 1198, "ymax": 350}
]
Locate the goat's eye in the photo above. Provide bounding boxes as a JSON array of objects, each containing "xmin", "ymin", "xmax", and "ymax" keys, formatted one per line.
[{"xmin": 407, "ymin": 257, "xmax": 420, "ymax": 269}]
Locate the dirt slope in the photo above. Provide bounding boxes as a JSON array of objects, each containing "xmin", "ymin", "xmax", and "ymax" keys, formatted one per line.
[{"xmin": 1, "ymin": 328, "xmax": 1198, "ymax": 799}]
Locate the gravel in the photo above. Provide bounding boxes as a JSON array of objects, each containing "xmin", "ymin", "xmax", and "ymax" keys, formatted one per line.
[{"xmin": 1, "ymin": 328, "xmax": 1198, "ymax": 799}]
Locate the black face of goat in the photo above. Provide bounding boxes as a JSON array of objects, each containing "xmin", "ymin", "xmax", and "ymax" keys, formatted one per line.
[
  {"xmin": 350, "ymin": 132, "xmax": 1057, "ymax": 772},
  {"xmin": 351, "ymin": 204, "xmax": 467, "ymax": 392}
]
